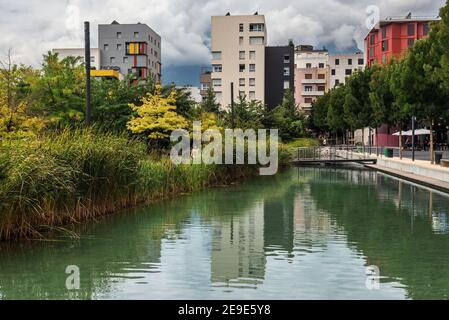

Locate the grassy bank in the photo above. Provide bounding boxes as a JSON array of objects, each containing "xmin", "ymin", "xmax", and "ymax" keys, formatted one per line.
[{"xmin": 0, "ymin": 129, "xmax": 291, "ymax": 240}]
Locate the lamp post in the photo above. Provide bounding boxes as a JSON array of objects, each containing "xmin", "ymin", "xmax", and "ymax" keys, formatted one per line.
[
  {"xmin": 412, "ymin": 116, "xmax": 416, "ymax": 162},
  {"xmin": 84, "ymin": 21, "xmax": 91, "ymax": 127}
]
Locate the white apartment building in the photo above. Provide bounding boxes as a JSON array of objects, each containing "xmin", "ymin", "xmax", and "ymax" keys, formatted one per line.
[
  {"xmin": 211, "ymin": 14, "xmax": 267, "ymax": 108},
  {"xmin": 328, "ymin": 52, "xmax": 365, "ymax": 88},
  {"xmin": 52, "ymin": 48, "xmax": 100, "ymax": 70},
  {"xmin": 294, "ymin": 45, "xmax": 329, "ymax": 114}
]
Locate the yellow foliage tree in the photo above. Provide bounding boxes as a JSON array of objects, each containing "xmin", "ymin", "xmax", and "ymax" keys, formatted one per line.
[
  {"xmin": 199, "ymin": 112, "xmax": 223, "ymax": 132},
  {"xmin": 127, "ymin": 85, "xmax": 188, "ymax": 146}
]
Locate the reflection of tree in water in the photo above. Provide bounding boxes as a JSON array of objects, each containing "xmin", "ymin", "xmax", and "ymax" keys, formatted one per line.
[{"xmin": 307, "ymin": 167, "xmax": 449, "ymax": 300}]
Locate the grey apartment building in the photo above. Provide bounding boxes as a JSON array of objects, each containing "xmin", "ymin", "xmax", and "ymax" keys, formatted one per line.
[{"xmin": 99, "ymin": 21, "xmax": 161, "ymax": 82}]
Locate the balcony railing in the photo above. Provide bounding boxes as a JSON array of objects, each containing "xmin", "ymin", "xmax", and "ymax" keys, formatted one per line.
[{"xmin": 301, "ymin": 78, "xmax": 326, "ymax": 84}]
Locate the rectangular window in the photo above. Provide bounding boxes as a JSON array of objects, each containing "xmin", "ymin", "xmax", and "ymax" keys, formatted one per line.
[
  {"xmin": 212, "ymin": 51, "xmax": 222, "ymax": 60},
  {"xmin": 408, "ymin": 38, "xmax": 415, "ymax": 48},
  {"xmin": 249, "ymin": 78, "xmax": 255, "ymax": 87},
  {"xmin": 117, "ymin": 32, "xmax": 122, "ymax": 38},
  {"xmin": 239, "ymin": 91, "xmax": 245, "ymax": 98},
  {"xmin": 117, "ymin": 44, "xmax": 122, "ymax": 50},
  {"xmin": 212, "ymin": 64, "xmax": 222, "ymax": 73},
  {"xmin": 110, "ymin": 57, "xmax": 115, "ymax": 64},
  {"xmin": 239, "ymin": 37, "xmax": 244, "ymax": 46},
  {"xmin": 249, "ymin": 91, "xmax": 256, "ymax": 100},
  {"xmin": 408, "ymin": 23, "xmax": 415, "ymax": 36},
  {"xmin": 331, "ymin": 69, "xmax": 336, "ymax": 75},
  {"xmin": 304, "ymin": 97, "xmax": 313, "ymax": 104},
  {"xmin": 306, "ymin": 63, "xmax": 312, "ymax": 68},
  {"xmin": 104, "ymin": 44, "xmax": 109, "ymax": 51},
  {"xmin": 249, "ymin": 64, "xmax": 256, "ymax": 72},
  {"xmin": 348, "ymin": 59, "xmax": 352, "ymax": 65},
  {"xmin": 335, "ymin": 59, "xmax": 340, "ymax": 65},
  {"xmin": 134, "ymin": 32, "xmax": 139, "ymax": 38},
  {"xmin": 239, "ymin": 51, "xmax": 245, "ymax": 60},
  {"xmin": 239, "ymin": 23, "xmax": 244, "ymax": 32},
  {"xmin": 358, "ymin": 58, "xmax": 364, "ymax": 65},
  {"xmin": 239, "ymin": 64, "xmax": 246, "ymax": 72},
  {"xmin": 123, "ymin": 56, "xmax": 128, "ymax": 63},
  {"xmin": 382, "ymin": 27, "xmax": 387, "ymax": 39},
  {"xmin": 284, "ymin": 55, "xmax": 290, "ymax": 63},
  {"xmin": 212, "ymin": 79, "xmax": 222, "ymax": 87},
  {"xmin": 284, "ymin": 81, "xmax": 290, "ymax": 90},
  {"xmin": 370, "ymin": 34, "xmax": 375, "ymax": 46},
  {"xmin": 284, "ymin": 67, "xmax": 290, "ymax": 76},
  {"xmin": 335, "ymin": 79, "xmax": 340, "ymax": 86},
  {"xmin": 318, "ymin": 74, "xmax": 325, "ymax": 79},
  {"xmin": 305, "ymin": 86, "xmax": 312, "ymax": 92},
  {"xmin": 249, "ymin": 23, "xmax": 264, "ymax": 32},
  {"xmin": 318, "ymin": 85, "xmax": 325, "ymax": 91},
  {"xmin": 382, "ymin": 40, "xmax": 389, "ymax": 52},
  {"xmin": 90, "ymin": 56, "xmax": 95, "ymax": 63},
  {"xmin": 239, "ymin": 78, "xmax": 245, "ymax": 86},
  {"xmin": 305, "ymin": 74, "xmax": 313, "ymax": 79},
  {"xmin": 249, "ymin": 37, "xmax": 264, "ymax": 45},
  {"xmin": 370, "ymin": 47, "xmax": 375, "ymax": 57},
  {"xmin": 345, "ymin": 69, "xmax": 352, "ymax": 76},
  {"xmin": 249, "ymin": 51, "xmax": 256, "ymax": 60},
  {"xmin": 423, "ymin": 23, "xmax": 430, "ymax": 36},
  {"xmin": 319, "ymin": 63, "xmax": 325, "ymax": 68}
]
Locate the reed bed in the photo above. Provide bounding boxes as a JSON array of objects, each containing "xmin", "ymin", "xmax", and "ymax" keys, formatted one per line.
[{"xmin": 0, "ymin": 129, "xmax": 260, "ymax": 240}]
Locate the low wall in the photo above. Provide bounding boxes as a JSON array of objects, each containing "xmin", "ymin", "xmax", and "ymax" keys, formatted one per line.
[{"xmin": 376, "ymin": 158, "xmax": 449, "ymax": 183}]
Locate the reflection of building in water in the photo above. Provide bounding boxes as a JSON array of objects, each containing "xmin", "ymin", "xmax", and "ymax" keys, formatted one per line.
[
  {"xmin": 263, "ymin": 197, "xmax": 294, "ymax": 253},
  {"xmin": 210, "ymin": 202, "xmax": 266, "ymax": 286}
]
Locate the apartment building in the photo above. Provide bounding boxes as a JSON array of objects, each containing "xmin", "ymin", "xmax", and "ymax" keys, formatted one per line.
[
  {"xmin": 294, "ymin": 45, "xmax": 329, "ymax": 115},
  {"xmin": 199, "ymin": 67, "xmax": 212, "ymax": 101},
  {"xmin": 365, "ymin": 13, "xmax": 439, "ymax": 67},
  {"xmin": 52, "ymin": 48, "xmax": 101, "ymax": 70},
  {"xmin": 328, "ymin": 52, "xmax": 365, "ymax": 89},
  {"xmin": 264, "ymin": 45, "xmax": 295, "ymax": 109},
  {"xmin": 99, "ymin": 21, "xmax": 161, "ymax": 82},
  {"xmin": 211, "ymin": 14, "xmax": 267, "ymax": 108}
]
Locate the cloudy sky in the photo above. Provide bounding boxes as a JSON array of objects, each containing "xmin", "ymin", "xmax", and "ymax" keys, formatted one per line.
[{"xmin": 0, "ymin": 0, "xmax": 445, "ymax": 84}]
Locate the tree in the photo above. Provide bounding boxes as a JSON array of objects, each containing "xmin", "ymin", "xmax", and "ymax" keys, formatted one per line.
[
  {"xmin": 311, "ymin": 91, "xmax": 331, "ymax": 134},
  {"xmin": 127, "ymin": 84, "xmax": 188, "ymax": 149},
  {"xmin": 162, "ymin": 84, "xmax": 196, "ymax": 119},
  {"xmin": 223, "ymin": 95, "xmax": 265, "ymax": 130},
  {"xmin": 200, "ymin": 88, "xmax": 220, "ymax": 114},
  {"xmin": 327, "ymin": 86, "xmax": 347, "ymax": 144}
]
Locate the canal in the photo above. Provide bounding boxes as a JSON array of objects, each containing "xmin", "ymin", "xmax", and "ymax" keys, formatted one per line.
[{"xmin": 0, "ymin": 167, "xmax": 449, "ymax": 300}]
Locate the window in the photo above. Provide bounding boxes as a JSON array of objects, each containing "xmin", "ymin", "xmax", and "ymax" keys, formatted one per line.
[
  {"xmin": 345, "ymin": 69, "xmax": 352, "ymax": 76},
  {"xmin": 239, "ymin": 37, "xmax": 244, "ymax": 45},
  {"xmin": 215, "ymin": 92, "xmax": 222, "ymax": 100},
  {"xmin": 212, "ymin": 79, "xmax": 222, "ymax": 87},
  {"xmin": 423, "ymin": 23, "xmax": 430, "ymax": 36},
  {"xmin": 318, "ymin": 85, "xmax": 325, "ymax": 91},
  {"xmin": 239, "ymin": 51, "xmax": 245, "ymax": 60},
  {"xmin": 358, "ymin": 58, "xmax": 364, "ymax": 65},
  {"xmin": 249, "ymin": 78, "xmax": 255, "ymax": 87},
  {"xmin": 239, "ymin": 91, "xmax": 245, "ymax": 98},
  {"xmin": 382, "ymin": 40, "xmax": 389, "ymax": 52},
  {"xmin": 249, "ymin": 64, "xmax": 256, "ymax": 72},
  {"xmin": 382, "ymin": 27, "xmax": 387, "ymax": 39},
  {"xmin": 304, "ymin": 98, "xmax": 313, "ymax": 104},
  {"xmin": 90, "ymin": 56, "xmax": 95, "ymax": 63},
  {"xmin": 306, "ymin": 63, "xmax": 312, "ymax": 68},
  {"xmin": 126, "ymin": 42, "xmax": 147, "ymax": 55},
  {"xmin": 239, "ymin": 24, "xmax": 244, "ymax": 32},
  {"xmin": 104, "ymin": 44, "xmax": 109, "ymax": 51},
  {"xmin": 212, "ymin": 64, "xmax": 222, "ymax": 73},
  {"xmin": 407, "ymin": 23, "xmax": 415, "ymax": 36},
  {"xmin": 249, "ymin": 51, "xmax": 256, "ymax": 60},
  {"xmin": 408, "ymin": 38, "xmax": 415, "ymax": 48},
  {"xmin": 200, "ymin": 83, "xmax": 210, "ymax": 90},
  {"xmin": 369, "ymin": 47, "xmax": 375, "ymax": 58},
  {"xmin": 284, "ymin": 81, "xmax": 290, "ymax": 90},
  {"xmin": 319, "ymin": 63, "xmax": 325, "ymax": 68},
  {"xmin": 305, "ymin": 74, "xmax": 313, "ymax": 79},
  {"xmin": 117, "ymin": 44, "xmax": 122, "ymax": 50},
  {"xmin": 249, "ymin": 36, "xmax": 264, "ymax": 45},
  {"xmin": 239, "ymin": 64, "xmax": 246, "ymax": 72},
  {"xmin": 318, "ymin": 74, "xmax": 325, "ymax": 79},
  {"xmin": 284, "ymin": 55, "xmax": 290, "ymax": 63},
  {"xmin": 331, "ymin": 69, "xmax": 336, "ymax": 75},
  {"xmin": 110, "ymin": 57, "xmax": 115, "ymax": 64},
  {"xmin": 134, "ymin": 32, "xmax": 139, "ymax": 38},
  {"xmin": 212, "ymin": 51, "xmax": 222, "ymax": 60},
  {"xmin": 382, "ymin": 54, "xmax": 387, "ymax": 64},
  {"xmin": 123, "ymin": 56, "xmax": 128, "ymax": 63},
  {"xmin": 370, "ymin": 34, "xmax": 375, "ymax": 46},
  {"xmin": 335, "ymin": 59, "xmax": 340, "ymax": 65},
  {"xmin": 249, "ymin": 91, "xmax": 256, "ymax": 100},
  {"xmin": 335, "ymin": 79, "xmax": 340, "ymax": 86},
  {"xmin": 348, "ymin": 59, "xmax": 352, "ymax": 65},
  {"xmin": 249, "ymin": 23, "xmax": 264, "ymax": 32},
  {"xmin": 305, "ymin": 86, "xmax": 312, "ymax": 92},
  {"xmin": 239, "ymin": 78, "xmax": 245, "ymax": 86},
  {"xmin": 284, "ymin": 67, "xmax": 290, "ymax": 76}
]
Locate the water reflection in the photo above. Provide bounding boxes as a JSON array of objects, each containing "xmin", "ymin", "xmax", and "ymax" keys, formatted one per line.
[{"xmin": 0, "ymin": 167, "xmax": 448, "ymax": 299}]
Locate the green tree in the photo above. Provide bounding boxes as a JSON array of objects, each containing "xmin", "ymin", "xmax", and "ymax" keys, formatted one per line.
[
  {"xmin": 200, "ymin": 88, "xmax": 220, "ymax": 114},
  {"xmin": 327, "ymin": 86, "xmax": 347, "ymax": 144},
  {"xmin": 311, "ymin": 91, "xmax": 331, "ymax": 134}
]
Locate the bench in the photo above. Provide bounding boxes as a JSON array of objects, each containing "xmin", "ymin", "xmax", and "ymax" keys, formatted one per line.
[{"xmin": 441, "ymin": 160, "xmax": 449, "ymax": 168}]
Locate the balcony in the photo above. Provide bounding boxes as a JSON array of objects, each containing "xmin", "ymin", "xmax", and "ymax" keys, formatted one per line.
[
  {"xmin": 302, "ymin": 91, "xmax": 325, "ymax": 96},
  {"xmin": 301, "ymin": 78, "xmax": 326, "ymax": 84}
]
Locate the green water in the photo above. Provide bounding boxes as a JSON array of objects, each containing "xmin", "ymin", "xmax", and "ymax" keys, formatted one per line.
[{"xmin": 1, "ymin": 167, "xmax": 449, "ymax": 300}]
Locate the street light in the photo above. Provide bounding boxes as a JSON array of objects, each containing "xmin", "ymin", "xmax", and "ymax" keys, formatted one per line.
[{"xmin": 412, "ymin": 116, "xmax": 416, "ymax": 162}]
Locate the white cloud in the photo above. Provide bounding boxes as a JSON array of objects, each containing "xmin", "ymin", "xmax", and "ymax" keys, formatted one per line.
[{"xmin": 0, "ymin": 0, "xmax": 444, "ymax": 67}]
